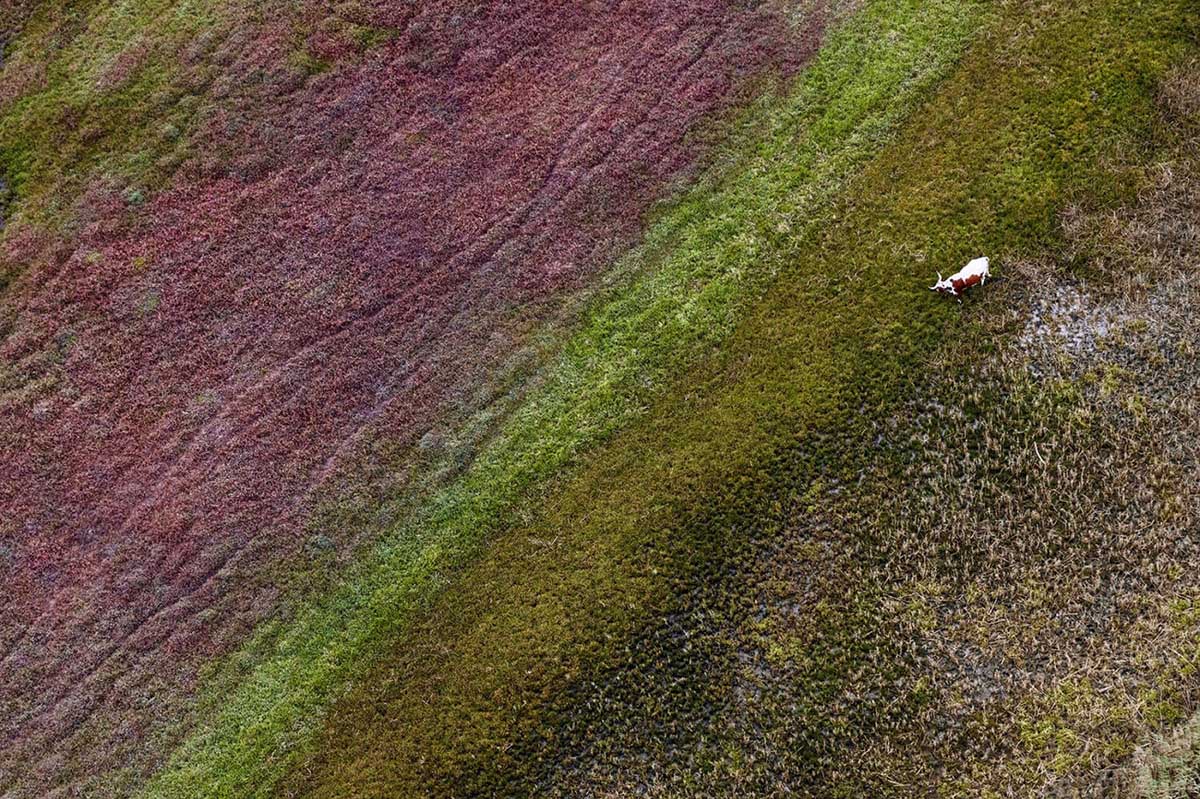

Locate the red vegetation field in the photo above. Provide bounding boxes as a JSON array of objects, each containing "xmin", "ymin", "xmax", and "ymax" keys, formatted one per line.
[{"xmin": 0, "ymin": 1, "xmax": 827, "ymax": 788}]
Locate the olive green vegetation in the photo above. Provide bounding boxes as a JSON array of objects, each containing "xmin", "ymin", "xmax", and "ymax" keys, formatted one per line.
[
  {"xmin": 0, "ymin": 0, "xmax": 228, "ymax": 237},
  {"xmin": 279, "ymin": 2, "xmax": 1197, "ymax": 795},
  {"xmin": 543, "ymin": 196, "xmax": 1200, "ymax": 795},
  {"xmin": 142, "ymin": 0, "xmax": 1200, "ymax": 796},
  {"xmin": 0, "ymin": 0, "xmax": 403, "ymax": 245},
  {"xmin": 140, "ymin": 2, "xmax": 989, "ymax": 796}
]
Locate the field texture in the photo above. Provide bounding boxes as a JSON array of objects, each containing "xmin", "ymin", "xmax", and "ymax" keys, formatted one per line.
[
  {"xmin": 1, "ymin": 1, "xmax": 829, "ymax": 792},
  {"xmin": 2, "ymin": 0, "xmax": 1199, "ymax": 797}
]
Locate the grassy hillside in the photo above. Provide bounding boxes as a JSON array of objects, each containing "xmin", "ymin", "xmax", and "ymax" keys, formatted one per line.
[
  {"xmin": 158, "ymin": 0, "xmax": 1200, "ymax": 796},
  {"xmin": 140, "ymin": 3, "xmax": 989, "ymax": 796},
  {"xmin": 0, "ymin": 2, "xmax": 828, "ymax": 793},
  {"xmin": 276, "ymin": 3, "xmax": 1197, "ymax": 796},
  {"xmin": 2, "ymin": 0, "xmax": 1198, "ymax": 796}
]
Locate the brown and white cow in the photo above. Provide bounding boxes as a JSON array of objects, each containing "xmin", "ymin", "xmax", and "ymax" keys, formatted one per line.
[{"xmin": 931, "ymin": 256, "xmax": 990, "ymax": 299}]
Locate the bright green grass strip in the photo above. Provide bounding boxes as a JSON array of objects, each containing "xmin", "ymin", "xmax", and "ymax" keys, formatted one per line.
[{"xmin": 139, "ymin": 2, "xmax": 988, "ymax": 796}]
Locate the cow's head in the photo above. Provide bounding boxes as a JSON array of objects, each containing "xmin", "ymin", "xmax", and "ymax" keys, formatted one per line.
[{"xmin": 929, "ymin": 272, "xmax": 957, "ymax": 297}]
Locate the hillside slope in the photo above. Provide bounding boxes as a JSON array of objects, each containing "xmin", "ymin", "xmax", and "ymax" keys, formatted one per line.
[
  {"xmin": 2, "ymin": 1, "xmax": 1198, "ymax": 797},
  {"xmin": 1, "ymin": 2, "xmax": 831, "ymax": 792}
]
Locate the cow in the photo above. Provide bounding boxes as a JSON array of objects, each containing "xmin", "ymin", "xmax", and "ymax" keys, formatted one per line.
[{"xmin": 930, "ymin": 256, "xmax": 990, "ymax": 300}]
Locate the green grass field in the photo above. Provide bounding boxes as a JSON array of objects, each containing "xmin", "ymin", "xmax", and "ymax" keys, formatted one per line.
[
  {"xmin": 146, "ymin": 0, "xmax": 1200, "ymax": 796},
  {"xmin": 3, "ymin": 0, "xmax": 1199, "ymax": 795}
]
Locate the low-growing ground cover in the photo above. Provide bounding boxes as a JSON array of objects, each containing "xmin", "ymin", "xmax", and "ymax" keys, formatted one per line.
[
  {"xmin": 248, "ymin": 0, "xmax": 1193, "ymax": 796},
  {"xmin": 140, "ymin": 3, "xmax": 989, "ymax": 796},
  {"xmin": 0, "ymin": 1, "xmax": 833, "ymax": 794},
  {"xmin": 2, "ymin": 0, "xmax": 1197, "ymax": 795}
]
